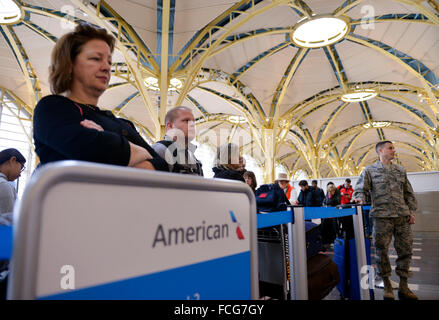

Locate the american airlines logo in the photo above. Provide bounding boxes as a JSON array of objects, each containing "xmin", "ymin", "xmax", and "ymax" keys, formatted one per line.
[
  {"xmin": 229, "ymin": 210, "xmax": 245, "ymax": 240},
  {"xmin": 152, "ymin": 210, "xmax": 245, "ymax": 248}
]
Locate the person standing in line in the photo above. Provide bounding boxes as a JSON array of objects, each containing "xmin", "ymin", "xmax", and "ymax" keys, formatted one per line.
[
  {"xmin": 243, "ymin": 171, "xmax": 257, "ymax": 192},
  {"xmin": 311, "ymin": 179, "xmax": 325, "ymax": 206},
  {"xmin": 152, "ymin": 106, "xmax": 203, "ymax": 176},
  {"xmin": 338, "ymin": 178, "xmax": 354, "ymax": 204},
  {"xmin": 32, "ymin": 23, "xmax": 168, "ymax": 171},
  {"xmin": 321, "ymin": 184, "xmax": 340, "ymax": 250},
  {"xmin": 296, "ymin": 180, "xmax": 321, "ymax": 207},
  {"xmin": 337, "ymin": 178, "xmax": 355, "ymax": 239},
  {"xmin": 353, "ymin": 141, "xmax": 418, "ymax": 300},
  {"xmin": 0, "ymin": 148, "xmax": 26, "ymax": 300},
  {"xmin": 212, "ymin": 143, "xmax": 245, "ymax": 182},
  {"xmin": 276, "ymin": 172, "xmax": 297, "ymax": 204},
  {"xmin": 0, "ymin": 148, "xmax": 26, "ymax": 217}
]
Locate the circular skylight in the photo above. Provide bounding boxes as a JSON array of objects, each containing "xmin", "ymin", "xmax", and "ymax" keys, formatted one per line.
[
  {"xmin": 292, "ymin": 16, "xmax": 349, "ymax": 48},
  {"xmin": 0, "ymin": 0, "xmax": 22, "ymax": 24},
  {"xmin": 341, "ymin": 89, "xmax": 377, "ymax": 102}
]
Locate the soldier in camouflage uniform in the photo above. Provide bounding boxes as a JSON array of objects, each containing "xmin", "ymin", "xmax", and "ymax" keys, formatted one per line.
[{"xmin": 353, "ymin": 141, "xmax": 418, "ymax": 300}]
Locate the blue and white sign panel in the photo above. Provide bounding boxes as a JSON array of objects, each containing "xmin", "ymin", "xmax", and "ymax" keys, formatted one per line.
[{"xmin": 9, "ymin": 162, "xmax": 256, "ymax": 300}]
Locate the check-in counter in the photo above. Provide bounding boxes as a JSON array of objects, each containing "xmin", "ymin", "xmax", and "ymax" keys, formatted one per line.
[{"xmin": 7, "ymin": 161, "xmax": 258, "ymax": 300}]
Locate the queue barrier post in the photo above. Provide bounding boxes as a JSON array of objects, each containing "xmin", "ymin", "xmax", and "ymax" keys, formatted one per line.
[
  {"xmin": 290, "ymin": 207, "xmax": 308, "ymax": 300},
  {"xmin": 256, "ymin": 205, "xmax": 372, "ymax": 300},
  {"xmin": 303, "ymin": 205, "xmax": 371, "ymax": 300},
  {"xmin": 352, "ymin": 205, "xmax": 370, "ymax": 300}
]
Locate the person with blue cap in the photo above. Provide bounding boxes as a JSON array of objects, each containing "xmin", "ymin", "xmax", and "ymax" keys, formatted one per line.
[
  {"xmin": 0, "ymin": 148, "xmax": 26, "ymax": 299},
  {"xmin": 0, "ymin": 148, "xmax": 26, "ymax": 216}
]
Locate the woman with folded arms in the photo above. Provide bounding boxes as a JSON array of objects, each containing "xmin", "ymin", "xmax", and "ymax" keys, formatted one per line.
[{"xmin": 33, "ymin": 23, "xmax": 168, "ymax": 171}]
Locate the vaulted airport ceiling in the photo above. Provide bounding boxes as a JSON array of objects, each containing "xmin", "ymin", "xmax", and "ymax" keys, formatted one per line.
[{"xmin": 0, "ymin": 0, "xmax": 438, "ymax": 182}]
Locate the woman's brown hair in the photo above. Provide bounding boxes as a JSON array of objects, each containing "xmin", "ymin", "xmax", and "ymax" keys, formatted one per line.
[
  {"xmin": 49, "ymin": 23, "xmax": 115, "ymax": 94},
  {"xmin": 327, "ymin": 184, "xmax": 337, "ymax": 194},
  {"xmin": 243, "ymin": 171, "xmax": 257, "ymax": 191}
]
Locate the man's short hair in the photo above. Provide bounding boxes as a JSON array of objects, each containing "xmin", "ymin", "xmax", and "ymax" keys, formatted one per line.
[
  {"xmin": 298, "ymin": 180, "xmax": 308, "ymax": 187},
  {"xmin": 345, "ymin": 178, "xmax": 351, "ymax": 183},
  {"xmin": 375, "ymin": 140, "xmax": 393, "ymax": 153},
  {"xmin": 165, "ymin": 106, "xmax": 193, "ymax": 125},
  {"xmin": 0, "ymin": 148, "xmax": 26, "ymax": 166},
  {"xmin": 311, "ymin": 180, "xmax": 318, "ymax": 185}
]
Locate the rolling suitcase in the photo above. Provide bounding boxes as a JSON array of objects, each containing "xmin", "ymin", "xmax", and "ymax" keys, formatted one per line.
[
  {"xmin": 307, "ymin": 253, "xmax": 340, "ymax": 300},
  {"xmin": 334, "ymin": 237, "xmax": 348, "ymax": 298},
  {"xmin": 348, "ymin": 237, "xmax": 374, "ymax": 300},
  {"xmin": 305, "ymin": 221, "xmax": 323, "ymax": 259},
  {"xmin": 334, "ymin": 236, "xmax": 374, "ymax": 300}
]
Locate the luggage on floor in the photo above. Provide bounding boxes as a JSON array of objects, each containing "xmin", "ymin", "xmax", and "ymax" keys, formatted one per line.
[
  {"xmin": 305, "ymin": 221, "xmax": 323, "ymax": 259},
  {"xmin": 334, "ymin": 237, "xmax": 348, "ymax": 298},
  {"xmin": 307, "ymin": 253, "xmax": 340, "ymax": 300},
  {"xmin": 257, "ymin": 225, "xmax": 289, "ymax": 299},
  {"xmin": 320, "ymin": 218, "xmax": 337, "ymax": 245},
  {"xmin": 333, "ymin": 236, "xmax": 374, "ymax": 300},
  {"xmin": 348, "ymin": 237, "xmax": 374, "ymax": 300},
  {"xmin": 362, "ymin": 208, "xmax": 372, "ymax": 238}
]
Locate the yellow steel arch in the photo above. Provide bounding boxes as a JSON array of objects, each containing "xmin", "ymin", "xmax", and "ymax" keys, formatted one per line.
[
  {"xmin": 269, "ymin": 48, "xmax": 309, "ymax": 127},
  {"xmin": 175, "ymin": 0, "xmax": 293, "ymax": 106},
  {"xmin": 345, "ymin": 34, "xmax": 439, "ymax": 114},
  {"xmin": 393, "ymin": 0, "xmax": 439, "ymax": 25},
  {"xmin": 333, "ymin": 0, "xmax": 365, "ymax": 16},
  {"xmin": 186, "ymin": 68, "xmax": 266, "ymax": 125},
  {"xmin": 0, "ymin": 86, "xmax": 33, "ymax": 115},
  {"xmin": 71, "ymin": 0, "xmax": 161, "ymax": 137},
  {"xmin": 0, "ymin": 25, "xmax": 42, "ymax": 107}
]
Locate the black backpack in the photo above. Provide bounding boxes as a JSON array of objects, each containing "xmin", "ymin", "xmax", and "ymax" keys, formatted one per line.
[
  {"xmin": 156, "ymin": 140, "xmax": 203, "ymax": 175},
  {"xmin": 254, "ymin": 183, "xmax": 290, "ymax": 213}
]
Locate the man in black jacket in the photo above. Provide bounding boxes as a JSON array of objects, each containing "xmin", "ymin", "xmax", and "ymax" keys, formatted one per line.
[
  {"xmin": 296, "ymin": 180, "xmax": 321, "ymax": 207},
  {"xmin": 153, "ymin": 106, "xmax": 203, "ymax": 176},
  {"xmin": 312, "ymin": 180, "xmax": 325, "ymax": 206}
]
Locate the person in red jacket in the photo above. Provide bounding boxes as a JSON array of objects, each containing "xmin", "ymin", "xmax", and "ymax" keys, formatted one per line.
[{"xmin": 338, "ymin": 178, "xmax": 354, "ymax": 204}]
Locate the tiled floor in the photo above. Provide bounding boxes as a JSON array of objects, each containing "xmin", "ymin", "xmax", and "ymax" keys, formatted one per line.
[{"xmin": 323, "ymin": 231, "xmax": 439, "ymax": 300}]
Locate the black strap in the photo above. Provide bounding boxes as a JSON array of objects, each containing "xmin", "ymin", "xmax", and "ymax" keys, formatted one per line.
[{"xmin": 156, "ymin": 140, "xmax": 202, "ymax": 175}]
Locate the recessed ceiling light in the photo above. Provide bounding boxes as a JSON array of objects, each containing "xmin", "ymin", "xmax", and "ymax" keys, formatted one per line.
[
  {"xmin": 363, "ymin": 121, "xmax": 391, "ymax": 129},
  {"xmin": 144, "ymin": 77, "xmax": 159, "ymax": 91},
  {"xmin": 291, "ymin": 15, "xmax": 349, "ymax": 48},
  {"xmin": 228, "ymin": 115, "xmax": 247, "ymax": 124},
  {"xmin": 144, "ymin": 77, "xmax": 182, "ymax": 91},
  {"xmin": 169, "ymin": 78, "xmax": 183, "ymax": 91},
  {"xmin": 0, "ymin": 0, "xmax": 22, "ymax": 24},
  {"xmin": 341, "ymin": 89, "xmax": 377, "ymax": 102}
]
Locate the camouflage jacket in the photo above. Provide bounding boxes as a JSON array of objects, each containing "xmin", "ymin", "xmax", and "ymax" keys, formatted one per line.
[{"xmin": 353, "ymin": 161, "xmax": 417, "ymax": 218}]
